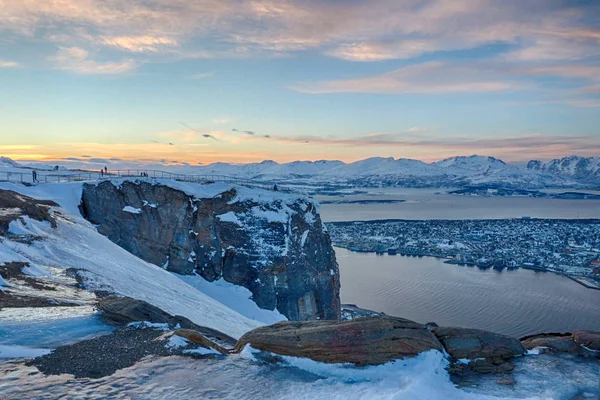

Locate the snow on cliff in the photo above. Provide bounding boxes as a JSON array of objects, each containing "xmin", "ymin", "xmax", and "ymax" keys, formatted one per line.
[{"xmin": 0, "ymin": 181, "xmax": 290, "ymax": 339}]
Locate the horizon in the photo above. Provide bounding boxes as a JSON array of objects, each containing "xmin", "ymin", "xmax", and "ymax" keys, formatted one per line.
[
  {"xmin": 3, "ymin": 153, "xmax": 593, "ymax": 170},
  {"xmin": 1, "ymin": 1, "xmax": 600, "ymax": 163}
]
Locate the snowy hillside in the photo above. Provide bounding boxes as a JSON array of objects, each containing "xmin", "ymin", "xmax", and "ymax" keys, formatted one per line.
[
  {"xmin": 0, "ymin": 181, "xmax": 277, "ymax": 339},
  {"xmin": 0, "ymin": 156, "xmax": 20, "ymax": 168},
  {"xmin": 527, "ymin": 156, "xmax": 600, "ymax": 181}
]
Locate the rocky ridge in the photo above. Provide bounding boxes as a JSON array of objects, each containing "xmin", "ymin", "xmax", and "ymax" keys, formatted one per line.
[{"xmin": 80, "ymin": 180, "xmax": 341, "ymax": 321}]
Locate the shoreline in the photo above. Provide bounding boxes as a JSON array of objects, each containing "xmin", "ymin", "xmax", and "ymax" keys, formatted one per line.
[{"xmin": 334, "ymin": 246, "xmax": 600, "ymax": 291}]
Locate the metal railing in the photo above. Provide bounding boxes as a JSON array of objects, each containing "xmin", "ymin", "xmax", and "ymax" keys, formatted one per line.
[{"xmin": 0, "ymin": 169, "xmax": 293, "ymax": 193}]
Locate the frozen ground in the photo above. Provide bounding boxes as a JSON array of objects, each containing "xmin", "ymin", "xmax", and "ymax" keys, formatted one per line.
[{"xmin": 0, "ymin": 348, "xmax": 597, "ymax": 400}]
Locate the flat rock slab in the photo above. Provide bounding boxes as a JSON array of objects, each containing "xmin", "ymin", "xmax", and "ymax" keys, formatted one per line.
[
  {"xmin": 235, "ymin": 316, "xmax": 443, "ymax": 365},
  {"xmin": 433, "ymin": 327, "xmax": 526, "ymax": 362},
  {"xmin": 521, "ymin": 333, "xmax": 580, "ymax": 354},
  {"xmin": 573, "ymin": 331, "xmax": 600, "ymax": 352}
]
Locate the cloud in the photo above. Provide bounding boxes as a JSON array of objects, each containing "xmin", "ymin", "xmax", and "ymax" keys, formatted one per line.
[
  {"xmin": 52, "ymin": 46, "xmax": 135, "ymax": 74},
  {"xmin": 0, "ymin": 60, "xmax": 19, "ymax": 68},
  {"xmin": 260, "ymin": 132, "xmax": 600, "ymax": 159},
  {"xmin": 2, "ymin": 0, "xmax": 598, "ymax": 63},
  {"xmin": 101, "ymin": 36, "xmax": 178, "ymax": 53},
  {"xmin": 292, "ymin": 61, "xmax": 517, "ymax": 94}
]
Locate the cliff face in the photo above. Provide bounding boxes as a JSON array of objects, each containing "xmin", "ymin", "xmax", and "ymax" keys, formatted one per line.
[{"xmin": 80, "ymin": 180, "xmax": 341, "ymax": 321}]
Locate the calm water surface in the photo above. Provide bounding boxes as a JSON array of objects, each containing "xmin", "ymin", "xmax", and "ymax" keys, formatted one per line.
[
  {"xmin": 318, "ymin": 188, "xmax": 600, "ymax": 222},
  {"xmin": 336, "ymin": 247, "xmax": 600, "ymax": 337}
]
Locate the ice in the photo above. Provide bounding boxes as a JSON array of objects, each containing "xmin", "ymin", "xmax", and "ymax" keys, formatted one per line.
[
  {"xmin": 0, "ymin": 314, "xmax": 114, "ymax": 349},
  {"xmin": 0, "ymin": 345, "xmax": 51, "ymax": 359},
  {"xmin": 122, "ymin": 206, "xmax": 142, "ymax": 214},
  {"xmin": 1, "ymin": 348, "xmax": 579, "ymax": 400}
]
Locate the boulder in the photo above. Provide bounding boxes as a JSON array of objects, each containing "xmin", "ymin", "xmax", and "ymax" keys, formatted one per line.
[
  {"xmin": 433, "ymin": 327, "xmax": 526, "ymax": 362},
  {"xmin": 82, "ymin": 181, "xmax": 341, "ymax": 321},
  {"xmin": 520, "ymin": 333, "xmax": 579, "ymax": 354},
  {"xmin": 235, "ymin": 316, "xmax": 443, "ymax": 365},
  {"xmin": 97, "ymin": 295, "xmax": 173, "ymax": 325},
  {"xmin": 97, "ymin": 295, "xmax": 237, "ymax": 350},
  {"xmin": 573, "ymin": 331, "xmax": 600, "ymax": 353}
]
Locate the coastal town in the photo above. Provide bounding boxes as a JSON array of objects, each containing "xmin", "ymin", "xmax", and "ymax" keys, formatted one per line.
[{"xmin": 326, "ymin": 218, "xmax": 600, "ymax": 288}]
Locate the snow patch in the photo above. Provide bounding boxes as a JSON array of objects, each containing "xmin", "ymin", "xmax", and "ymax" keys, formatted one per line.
[
  {"xmin": 176, "ymin": 274, "xmax": 287, "ymax": 326},
  {"xmin": 122, "ymin": 206, "xmax": 142, "ymax": 214},
  {"xmin": 300, "ymin": 230, "xmax": 309, "ymax": 247},
  {"xmin": 183, "ymin": 347, "xmax": 221, "ymax": 356},
  {"xmin": 165, "ymin": 335, "xmax": 189, "ymax": 349},
  {"xmin": 251, "ymin": 207, "xmax": 289, "ymax": 224},
  {"xmin": 217, "ymin": 211, "xmax": 243, "ymax": 226}
]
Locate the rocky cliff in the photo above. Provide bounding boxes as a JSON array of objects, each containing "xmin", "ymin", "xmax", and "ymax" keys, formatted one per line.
[{"xmin": 80, "ymin": 180, "xmax": 341, "ymax": 321}]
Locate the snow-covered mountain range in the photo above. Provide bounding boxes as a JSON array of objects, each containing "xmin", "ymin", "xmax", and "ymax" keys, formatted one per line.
[
  {"xmin": 3, "ymin": 155, "xmax": 599, "ymax": 188},
  {"xmin": 194, "ymin": 155, "xmax": 589, "ymax": 188},
  {"xmin": 527, "ymin": 156, "xmax": 600, "ymax": 182}
]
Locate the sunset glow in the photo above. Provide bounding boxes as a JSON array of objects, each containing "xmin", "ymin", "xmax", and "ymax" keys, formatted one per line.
[{"xmin": 1, "ymin": 0, "xmax": 599, "ymax": 164}]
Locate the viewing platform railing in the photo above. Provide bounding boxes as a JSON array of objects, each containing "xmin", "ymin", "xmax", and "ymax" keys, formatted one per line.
[{"xmin": 0, "ymin": 169, "xmax": 285, "ymax": 192}]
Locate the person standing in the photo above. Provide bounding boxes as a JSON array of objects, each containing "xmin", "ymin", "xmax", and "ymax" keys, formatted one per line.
[
  {"xmin": 100, "ymin": 169, "xmax": 104, "ymax": 178},
  {"xmin": 32, "ymin": 170, "xmax": 38, "ymax": 183}
]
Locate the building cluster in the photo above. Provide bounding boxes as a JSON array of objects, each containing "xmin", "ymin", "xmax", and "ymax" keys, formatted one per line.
[{"xmin": 327, "ymin": 218, "xmax": 600, "ymax": 286}]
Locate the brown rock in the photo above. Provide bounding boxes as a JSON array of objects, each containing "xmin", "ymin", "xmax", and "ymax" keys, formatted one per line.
[
  {"xmin": 520, "ymin": 333, "xmax": 579, "ymax": 354},
  {"xmin": 433, "ymin": 327, "xmax": 526, "ymax": 362},
  {"xmin": 173, "ymin": 329, "xmax": 229, "ymax": 355},
  {"xmin": 469, "ymin": 359, "xmax": 515, "ymax": 374},
  {"xmin": 97, "ymin": 295, "xmax": 173, "ymax": 325},
  {"xmin": 573, "ymin": 331, "xmax": 600, "ymax": 353},
  {"xmin": 235, "ymin": 316, "xmax": 443, "ymax": 366}
]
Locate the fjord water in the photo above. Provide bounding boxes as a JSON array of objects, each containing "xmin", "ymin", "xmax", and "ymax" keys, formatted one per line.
[
  {"xmin": 320, "ymin": 189, "xmax": 600, "ymax": 337},
  {"xmin": 336, "ymin": 248, "xmax": 600, "ymax": 337},
  {"xmin": 318, "ymin": 188, "xmax": 600, "ymax": 222}
]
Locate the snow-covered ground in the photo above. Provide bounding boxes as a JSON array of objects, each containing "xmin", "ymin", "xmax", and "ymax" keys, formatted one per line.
[
  {"xmin": 0, "ymin": 346, "xmax": 597, "ymax": 399},
  {"xmin": 0, "ymin": 181, "xmax": 288, "ymax": 339}
]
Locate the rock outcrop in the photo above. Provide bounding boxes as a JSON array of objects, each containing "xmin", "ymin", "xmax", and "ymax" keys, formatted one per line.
[
  {"xmin": 97, "ymin": 295, "xmax": 237, "ymax": 350},
  {"xmin": 432, "ymin": 327, "xmax": 526, "ymax": 374},
  {"xmin": 433, "ymin": 327, "xmax": 526, "ymax": 361},
  {"xmin": 235, "ymin": 316, "xmax": 443, "ymax": 365},
  {"xmin": 81, "ymin": 180, "xmax": 341, "ymax": 321},
  {"xmin": 520, "ymin": 331, "xmax": 600, "ymax": 358}
]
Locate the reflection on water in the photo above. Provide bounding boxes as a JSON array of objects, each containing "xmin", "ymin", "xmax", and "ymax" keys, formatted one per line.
[{"xmin": 336, "ymin": 247, "xmax": 600, "ymax": 338}]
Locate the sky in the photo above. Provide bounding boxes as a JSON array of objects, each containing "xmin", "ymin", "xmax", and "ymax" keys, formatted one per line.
[{"xmin": 0, "ymin": 0, "xmax": 599, "ymax": 165}]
